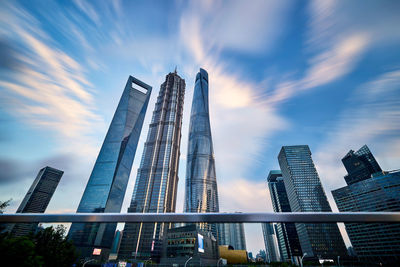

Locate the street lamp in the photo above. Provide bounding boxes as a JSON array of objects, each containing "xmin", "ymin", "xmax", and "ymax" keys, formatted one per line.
[
  {"xmin": 82, "ymin": 258, "xmax": 95, "ymax": 267},
  {"xmin": 300, "ymin": 252, "xmax": 307, "ymax": 267},
  {"xmin": 184, "ymin": 256, "xmax": 193, "ymax": 267},
  {"xmin": 144, "ymin": 259, "xmax": 151, "ymax": 267}
]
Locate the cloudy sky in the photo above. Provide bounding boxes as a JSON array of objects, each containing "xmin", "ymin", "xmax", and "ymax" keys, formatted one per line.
[{"xmin": 1, "ymin": 0, "xmax": 400, "ymax": 254}]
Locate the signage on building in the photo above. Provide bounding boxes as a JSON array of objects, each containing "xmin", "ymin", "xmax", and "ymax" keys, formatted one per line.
[
  {"xmin": 198, "ymin": 233, "xmax": 204, "ymax": 253},
  {"xmin": 92, "ymin": 248, "xmax": 101, "ymax": 255}
]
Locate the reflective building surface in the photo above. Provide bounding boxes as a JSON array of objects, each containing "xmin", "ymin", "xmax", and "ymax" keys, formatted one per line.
[
  {"xmin": 118, "ymin": 71, "xmax": 185, "ymax": 261},
  {"xmin": 218, "ymin": 223, "xmax": 246, "ymax": 250},
  {"xmin": 278, "ymin": 145, "xmax": 348, "ymax": 260},
  {"xmin": 68, "ymin": 76, "xmax": 152, "ymax": 259},
  {"xmin": 262, "ymin": 223, "xmax": 280, "ymax": 262},
  {"xmin": 333, "ymin": 170, "xmax": 400, "ymax": 264},
  {"xmin": 184, "ymin": 68, "xmax": 219, "ymax": 238},
  {"xmin": 10, "ymin": 166, "xmax": 63, "ymax": 237},
  {"xmin": 266, "ymin": 170, "xmax": 302, "ymax": 263},
  {"xmin": 342, "ymin": 145, "xmax": 382, "ymax": 185}
]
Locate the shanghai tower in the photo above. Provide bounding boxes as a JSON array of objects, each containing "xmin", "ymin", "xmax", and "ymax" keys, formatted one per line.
[
  {"xmin": 68, "ymin": 76, "xmax": 152, "ymax": 260},
  {"xmin": 184, "ymin": 68, "xmax": 219, "ymax": 237},
  {"xmin": 118, "ymin": 70, "xmax": 185, "ymax": 261}
]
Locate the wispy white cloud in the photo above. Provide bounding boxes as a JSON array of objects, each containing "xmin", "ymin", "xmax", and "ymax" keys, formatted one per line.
[
  {"xmin": 181, "ymin": 0, "xmax": 292, "ymax": 55},
  {"xmin": 267, "ymin": 32, "xmax": 369, "ymax": 104},
  {"xmin": 0, "ymin": 2, "xmax": 103, "ymax": 156}
]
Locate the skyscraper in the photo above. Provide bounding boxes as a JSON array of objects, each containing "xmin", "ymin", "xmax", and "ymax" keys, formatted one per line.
[
  {"xmin": 342, "ymin": 145, "xmax": 382, "ymax": 185},
  {"xmin": 278, "ymin": 145, "xmax": 347, "ymax": 260},
  {"xmin": 218, "ymin": 223, "xmax": 246, "ymax": 250},
  {"xmin": 68, "ymin": 76, "xmax": 152, "ymax": 259},
  {"xmin": 266, "ymin": 170, "xmax": 302, "ymax": 263},
  {"xmin": 184, "ymin": 68, "xmax": 219, "ymax": 238},
  {"xmin": 262, "ymin": 223, "xmax": 280, "ymax": 262},
  {"xmin": 118, "ymin": 71, "xmax": 185, "ymax": 260},
  {"xmin": 333, "ymin": 160, "xmax": 400, "ymax": 265},
  {"xmin": 10, "ymin": 166, "xmax": 63, "ymax": 237}
]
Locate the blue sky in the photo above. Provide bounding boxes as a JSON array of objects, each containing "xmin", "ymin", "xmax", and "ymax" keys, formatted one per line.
[{"xmin": 1, "ymin": 0, "xmax": 400, "ymax": 254}]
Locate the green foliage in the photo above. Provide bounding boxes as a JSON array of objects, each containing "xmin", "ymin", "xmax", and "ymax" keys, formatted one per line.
[
  {"xmin": 34, "ymin": 225, "xmax": 78, "ymax": 267},
  {"xmin": 0, "ymin": 199, "xmax": 11, "ymax": 213},
  {"xmin": 0, "ymin": 234, "xmax": 43, "ymax": 267},
  {"xmin": 0, "ymin": 224, "xmax": 78, "ymax": 267}
]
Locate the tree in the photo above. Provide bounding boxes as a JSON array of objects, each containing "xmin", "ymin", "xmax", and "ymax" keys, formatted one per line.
[
  {"xmin": 34, "ymin": 225, "xmax": 78, "ymax": 267},
  {"xmin": 0, "ymin": 224, "xmax": 78, "ymax": 267},
  {"xmin": 0, "ymin": 233, "xmax": 43, "ymax": 266},
  {"xmin": 0, "ymin": 199, "xmax": 11, "ymax": 213}
]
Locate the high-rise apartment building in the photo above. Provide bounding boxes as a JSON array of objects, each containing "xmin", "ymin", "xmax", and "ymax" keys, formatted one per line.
[
  {"xmin": 184, "ymin": 68, "xmax": 219, "ymax": 238},
  {"xmin": 118, "ymin": 71, "xmax": 185, "ymax": 260},
  {"xmin": 342, "ymin": 145, "xmax": 382, "ymax": 185},
  {"xmin": 262, "ymin": 223, "xmax": 280, "ymax": 262},
  {"xmin": 266, "ymin": 170, "xmax": 302, "ymax": 262},
  {"xmin": 278, "ymin": 145, "xmax": 347, "ymax": 260},
  {"xmin": 10, "ymin": 166, "xmax": 63, "ymax": 237},
  {"xmin": 68, "ymin": 76, "xmax": 152, "ymax": 259},
  {"xmin": 218, "ymin": 223, "xmax": 246, "ymax": 250},
  {"xmin": 333, "ymin": 157, "xmax": 400, "ymax": 265}
]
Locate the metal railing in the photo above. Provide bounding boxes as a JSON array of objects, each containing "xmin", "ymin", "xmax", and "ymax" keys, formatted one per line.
[{"xmin": 1, "ymin": 212, "xmax": 400, "ymax": 223}]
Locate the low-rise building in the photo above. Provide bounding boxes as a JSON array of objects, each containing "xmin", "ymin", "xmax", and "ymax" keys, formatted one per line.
[
  {"xmin": 219, "ymin": 245, "xmax": 248, "ymax": 264},
  {"xmin": 160, "ymin": 224, "xmax": 218, "ymax": 266}
]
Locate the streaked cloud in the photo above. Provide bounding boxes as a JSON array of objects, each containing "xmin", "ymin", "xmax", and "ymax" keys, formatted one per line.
[
  {"xmin": 315, "ymin": 69, "xmax": 400, "ymax": 193},
  {"xmin": 0, "ymin": 2, "xmax": 103, "ymax": 150},
  {"xmin": 181, "ymin": 0, "xmax": 293, "ymax": 55}
]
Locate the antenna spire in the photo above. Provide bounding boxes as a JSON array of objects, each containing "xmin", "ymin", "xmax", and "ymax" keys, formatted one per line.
[{"xmin": 174, "ymin": 66, "xmax": 177, "ymax": 74}]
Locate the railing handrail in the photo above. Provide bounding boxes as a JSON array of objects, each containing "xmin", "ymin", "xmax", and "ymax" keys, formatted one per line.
[{"xmin": 1, "ymin": 212, "xmax": 400, "ymax": 223}]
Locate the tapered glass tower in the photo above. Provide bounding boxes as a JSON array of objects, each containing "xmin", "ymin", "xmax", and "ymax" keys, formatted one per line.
[
  {"xmin": 118, "ymin": 71, "xmax": 185, "ymax": 261},
  {"xmin": 184, "ymin": 68, "xmax": 219, "ymax": 237},
  {"xmin": 68, "ymin": 76, "xmax": 152, "ymax": 259}
]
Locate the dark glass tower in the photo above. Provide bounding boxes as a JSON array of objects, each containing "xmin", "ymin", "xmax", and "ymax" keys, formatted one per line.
[
  {"xmin": 278, "ymin": 145, "xmax": 347, "ymax": 260},
  {"xmin": 333, "ymin": 169, "xmax": 400, "ymax": 264},
  {"xmin": 342, "ymin": 145, "xmax": 382, "ymax": 185},
  {"xmin": 118, "ymin": 71, "xmax": 185, "ymax": 260},
  {"xmin": 10, "ymin": 166, "xmax": 63, "ymax": 237},
  {"xmin": 184, "ymin": 68, "xmax": 219, "ymax": 237},
  {"xmin": 266, "ymin": 170, "xmax": 302, "ymax": 262},
  {"xmin": 68, "ymin": 76, "xmax": 152, "ymax": 259}
]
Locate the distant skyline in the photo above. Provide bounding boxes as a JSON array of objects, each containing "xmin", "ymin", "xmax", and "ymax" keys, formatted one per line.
[{"xmin": 1, "ymin": 0, "xmax": 400, "ymax": 254}]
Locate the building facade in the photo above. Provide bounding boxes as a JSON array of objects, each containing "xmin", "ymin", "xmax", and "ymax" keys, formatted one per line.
[
  {"xmin": 68, "ymin": 76, "xmax": 152, "ymax": 259},
  {"xmin": 342, "ymin": 145, "xmax": 382, "ymax": 185},
  {"xmin": 278, "ymin": 145, "xmax": 347, "ymax": 260},
  {"xmin": 218, "ymin": 223, "xmax": 246, "ymax": 250},
  {"xmin": 184, "ymin": 68, "xmax": 219, "ymax": 238},
  {"xmin": 11, "ymin": 166, "xmax": 63, "ymax": 237},
  {"xmin": 118, "ymin": 71, "xmax": 185, "ymax": 261},
  {"xmin": 160, "ymin": 224, "xmax": 218, "ymax": 266},
  {"xmin": 262, "ymin": 223, "xmax": 280, "ymax": 262},
  {"xmin": 266, "ymin": 170, "xmax": 302, "ymax": 262},
  {"xmin": 332, "ymin": 170, "xmax": 400, "ymax": 264}
]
